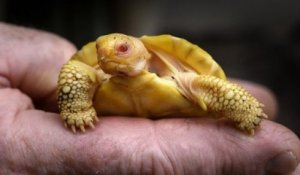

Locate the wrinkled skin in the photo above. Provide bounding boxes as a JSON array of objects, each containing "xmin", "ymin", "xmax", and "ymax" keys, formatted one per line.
[{"xmin": 0, "ymin": 22, "xmax": 299, "ymax": 175}]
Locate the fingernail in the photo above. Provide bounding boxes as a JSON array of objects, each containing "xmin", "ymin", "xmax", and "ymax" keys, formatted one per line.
[{"xmin": 266, "ymin": 151, "xmax": 298, "ymax": 174}]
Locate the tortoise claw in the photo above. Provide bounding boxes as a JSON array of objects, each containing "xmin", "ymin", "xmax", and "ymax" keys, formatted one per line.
[
  {"xmin": 261, "ymin": 113, "xmax": 268, "ymax": 119},
  {"xmin": 88, "ymin": 122, "xmax": 95, "ymax": 129},
  {"xmin": 259, "ymin": 103, "xmax": 265, "ymax": 107},
  {"xmin": 71, "ymin": 125, "xmax": 76, "ymax": 133},
  {"xmin": 64, "ymin": 122, "xmax": 68, "ymax": 128},
  {"xmin": 80, "ymin": 125, "xmax": 86, "ymax": 132}
]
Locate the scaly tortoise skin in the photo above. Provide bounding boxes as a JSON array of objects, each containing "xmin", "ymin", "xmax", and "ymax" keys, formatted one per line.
[{"xmin": 57, "ymin": 33, "xmax": 267, "ymax": 134}]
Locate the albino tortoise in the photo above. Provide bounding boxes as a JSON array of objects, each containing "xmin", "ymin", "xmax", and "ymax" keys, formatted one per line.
[{"xmin": 57, "ymin": 33, "xmax": 267, "ymax": 134}]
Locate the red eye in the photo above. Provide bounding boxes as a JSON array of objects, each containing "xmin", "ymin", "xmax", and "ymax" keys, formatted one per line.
[
  {"xmin": 117, "ymin": 44, "xmax": 128, "ymax": 52},
  {"xmin": 116, "ymin": 43, "xmax": 130, "ymax": 55}
]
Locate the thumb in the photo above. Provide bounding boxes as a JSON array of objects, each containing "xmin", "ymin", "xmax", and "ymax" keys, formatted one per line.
[
  {"xmin": 155, "ymin": 118, "xmax": 300, "ymax": 175},
  {"xmin": 0, "ymin": 22, "xmax": 76, "ymax": 111}
]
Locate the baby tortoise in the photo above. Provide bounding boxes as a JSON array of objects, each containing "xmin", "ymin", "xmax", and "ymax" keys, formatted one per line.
[{"xmin": 57, "ymin": 33, "xmax": 267, "ymax": 134}]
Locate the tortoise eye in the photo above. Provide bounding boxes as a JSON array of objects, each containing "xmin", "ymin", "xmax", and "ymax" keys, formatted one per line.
[
  {"xmin": 115, "ymin": 43, "xmax": 131, "ymax": 56},
  {"xmin": 117, "ymin": 43, "xmax": 129, "ymax": 52}
]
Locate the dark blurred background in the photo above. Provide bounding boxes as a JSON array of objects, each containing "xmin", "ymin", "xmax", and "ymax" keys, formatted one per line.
[{"xmin": 0, "ymin": 0, "xmax": 299, "ymax": 135}]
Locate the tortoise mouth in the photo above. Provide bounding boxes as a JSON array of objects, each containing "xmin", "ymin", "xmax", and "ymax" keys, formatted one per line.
[
  {"xmin": 99, "ymin": 60, "xmax": 145, "ymax": 77},
  {"xmin": 101, "ymin": 60, "xmax": 129, "ymax": 75}
]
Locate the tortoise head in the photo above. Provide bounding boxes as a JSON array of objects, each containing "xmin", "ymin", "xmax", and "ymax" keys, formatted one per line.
[{"xmin": 96, "ymin": 33, "xmax": 151, "ymax": 76}]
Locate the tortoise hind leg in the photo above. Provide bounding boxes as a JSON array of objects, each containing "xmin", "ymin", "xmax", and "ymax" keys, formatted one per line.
[
  {"xmin": 178, "ymin": 73, "xmax": 267, "ymax": 134},
  {"xmin": 57, "ymin": 60, "xmax": 99, "ymax": 132}
]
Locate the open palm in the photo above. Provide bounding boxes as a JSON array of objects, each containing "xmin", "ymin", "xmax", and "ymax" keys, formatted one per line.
[{"xmin": 0, "ymin": 22, "xmax": 299, "ymax": 175}]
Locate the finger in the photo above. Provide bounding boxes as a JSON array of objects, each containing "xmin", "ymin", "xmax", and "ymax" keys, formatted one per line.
[
  {"xmin": 155, "ymin": 118, "xmax": 300, "ymax": 175},
  {"xmin": 232, "ymin": 79, "xmax": 278, "ymax": 120},
  {"xmin": 292, "ymin": 165, "xmax": 300, "ymax": 175},
  {"xmin": 0, "ymin": 22, "xmax": 76, "ymax": 111}
]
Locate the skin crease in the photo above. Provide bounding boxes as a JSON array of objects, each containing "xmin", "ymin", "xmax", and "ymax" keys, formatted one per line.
[{"xmin": 0, "ymin": 22, "xmax": 299, "ymax": 175}]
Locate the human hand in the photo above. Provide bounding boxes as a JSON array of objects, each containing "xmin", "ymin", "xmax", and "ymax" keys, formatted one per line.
[{"xmin": 0, "ymin": 22, "xmax": 299, "ymax": 175}]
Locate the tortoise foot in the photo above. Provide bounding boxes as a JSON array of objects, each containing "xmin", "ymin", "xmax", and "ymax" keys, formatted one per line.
[{"xmin": 62, "ymin": 107, "xmax": 99, "ymax": 133}]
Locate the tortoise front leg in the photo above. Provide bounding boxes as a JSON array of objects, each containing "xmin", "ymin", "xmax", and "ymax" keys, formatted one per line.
[
  {"xmin": 179, "ymin": 73, "xmax": 267, "ymax": 134},
  {"xmin": 57, "ymin": 60, "xmax": 99, "ymax": 132}
]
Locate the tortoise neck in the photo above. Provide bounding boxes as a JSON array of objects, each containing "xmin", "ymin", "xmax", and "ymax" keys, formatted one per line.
[{"xmin": 111, "ymin": 71, "xmax": 155, "ymax": 89}]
